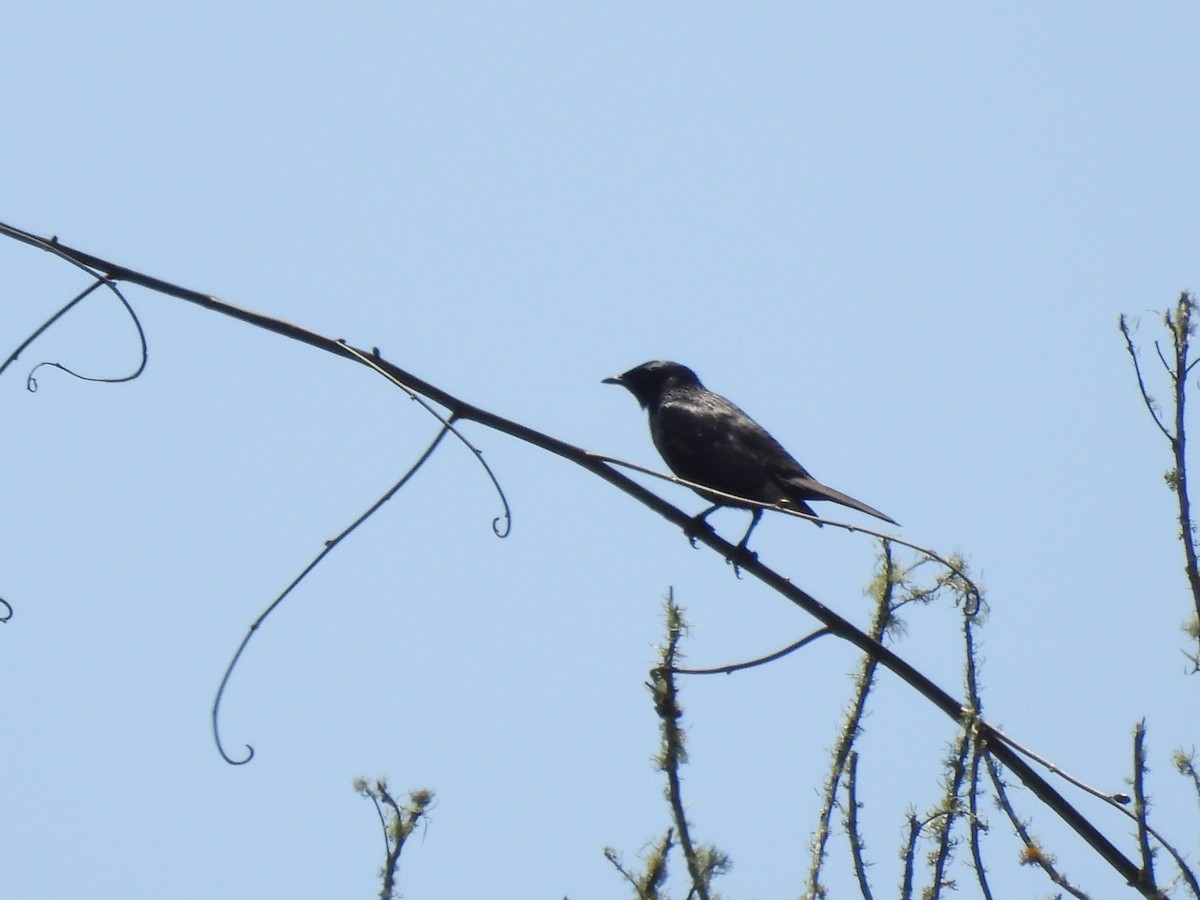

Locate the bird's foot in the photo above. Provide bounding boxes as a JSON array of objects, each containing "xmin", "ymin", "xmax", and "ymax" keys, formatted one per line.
[
  {"xmin": 726, "ymin": 544, "xmax": 758, "ymax": 578},
  {"xmin": 684, "ymin": 513, "xmax": 715, "ymax": 549}
]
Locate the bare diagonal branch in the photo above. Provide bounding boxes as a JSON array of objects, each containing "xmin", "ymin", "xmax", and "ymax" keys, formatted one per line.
[{"xmin": 0, "ymin": 220, "xmax": 1151, "ymax": 892}]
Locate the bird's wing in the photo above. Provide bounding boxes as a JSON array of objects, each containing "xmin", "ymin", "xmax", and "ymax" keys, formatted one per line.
[{"xmin": 652, "ymin": 391, "xmax": 803, "ymax": 503}]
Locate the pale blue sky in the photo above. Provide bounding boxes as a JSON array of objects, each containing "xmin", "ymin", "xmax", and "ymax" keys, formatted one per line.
[{"xmin": 3, "ymin": 3, "xmax": 1199, "ymax": 897}]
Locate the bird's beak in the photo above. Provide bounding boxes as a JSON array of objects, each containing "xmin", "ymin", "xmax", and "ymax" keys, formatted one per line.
[{"xmin": 602, "ymin": 375, "xmax": 623, "ymax": 386}]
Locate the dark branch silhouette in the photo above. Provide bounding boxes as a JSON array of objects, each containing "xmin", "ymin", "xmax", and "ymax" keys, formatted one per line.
[{"xmin": 0, "ymin": 219, "xmax": 1171, "ymax": 893}]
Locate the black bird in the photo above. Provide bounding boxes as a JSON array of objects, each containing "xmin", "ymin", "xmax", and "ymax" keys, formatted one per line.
[{"xmin": 604, "ymin": 360, "xmax": 896, "ymax": 550}]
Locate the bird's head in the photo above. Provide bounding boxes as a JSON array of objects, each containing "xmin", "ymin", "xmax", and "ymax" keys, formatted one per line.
[{"xmin": 603, "ymin": 360, "xmax": 701, "ymax": 409}]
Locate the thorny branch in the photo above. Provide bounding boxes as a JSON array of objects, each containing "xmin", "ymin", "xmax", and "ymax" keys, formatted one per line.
[
  {"xmin": 650, "ymin": 595, "xmax": 728, "ymax": 899},
  {"xmin": 1120, "ymin": 295, "xmax": 1200, "ymax": 663},
  {"xmin": 921, "ymin": 557, "xmax": 991, "ymax": 900},
  {"xmin": 1133, "ymin": 721, "xmax": 1157, "ymax": 894},
  {"xmin": 604, "ymin": 830, "xmax": 674, "ymax": 900},
  {"xmin": 985, "ymin": 755, "xmax": 1093, "ymax": 900},
  {"xmin": 354, "ymin": 779, "xmax": 434, "ymax": 900},
  {"xmin": 0, "ymin": 220, "xmax": 1170, "ymax": 894},
  {"xmin": 962, "ymin": 607, "xmax": 994, "ymax": 900},
  {"xmin": 807, "ymin": 541, "xmax": 900, "ymax": 899},
  {"xmin": 844, "ymin": 752, "xmax": 874, "ymax": 900}
]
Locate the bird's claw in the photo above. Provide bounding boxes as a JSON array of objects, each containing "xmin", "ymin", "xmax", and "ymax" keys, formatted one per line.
[
  {"xmin": 684, "ymin": 515, "xmax": 712, "ymax": 549},
  {"xmin": 725, "ymin": 546, "xmax": 757, "ymax": 578}
]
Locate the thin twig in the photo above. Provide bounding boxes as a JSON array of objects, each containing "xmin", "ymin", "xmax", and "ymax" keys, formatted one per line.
[
  {"xmin": 211, "ymin": 423, "xmax": 454, "ymax": 764},
  {"xmin": 985, "ymin": 755, "xmax": 1093, "ymax": 900},
  {"xmin": 603, "ymin": 830, "xmax": 673, "ymax": 900},
  {"xmin": 671, "ymin": 627, "xmax": 831, "ymax": 676},
  {"xmin": 987, "ymin": 724, "xmax": 1131, "ymax": 804}
]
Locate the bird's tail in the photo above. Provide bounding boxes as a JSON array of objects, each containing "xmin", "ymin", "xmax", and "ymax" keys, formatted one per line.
[{"xmin": 782, "ymin": 476, "xmax": 898, "ymax": 526}]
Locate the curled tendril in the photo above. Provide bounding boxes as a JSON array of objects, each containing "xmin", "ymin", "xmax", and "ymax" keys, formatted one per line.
[
  {"xmin": 484, "ymin": 459, "xmax": 512, "ymax": 537},
  {"xmin": 0, "ymin": 596, "xmax": 12, "ymax": 622},
  {"xmin": 213, "ymin": 345, "xmax": 516, "ymax": 762},
  {"xmin": 0, "ymin": 267, "xmax": 148, "ymax": 392},
  {"xmin": 338, "ymin": 341, "xmax": 512, "ymax": 539},
  {"xmin": 212, "ymin": 639, "xmax": 256, "ymax": 764},
  {"xmin": 212, "ymin": 423, "xmax": 454, "ymax": 764}
]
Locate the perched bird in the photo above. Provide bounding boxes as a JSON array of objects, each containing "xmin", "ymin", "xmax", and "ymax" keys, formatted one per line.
[{"xmin": 604, "ymin": 360, "xmax": 896, "ymax": 550}]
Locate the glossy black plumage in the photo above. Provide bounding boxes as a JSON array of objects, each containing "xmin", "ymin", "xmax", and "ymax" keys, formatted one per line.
[{"xmin": 604, "ymin": 360, "xmax": 896, "ymax": 548}]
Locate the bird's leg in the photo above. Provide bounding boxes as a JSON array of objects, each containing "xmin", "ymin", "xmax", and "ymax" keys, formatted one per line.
[
  {"xmin": 735, "ymin": 509, "xmax": 762, "ymax": 553},
  {"xmin": 719, "ymin": 509, "xmax": 763, "ymax": 578},
  {"xmin": 686, "ymin": 504, "xmax": 722, "ymax": 548}
]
